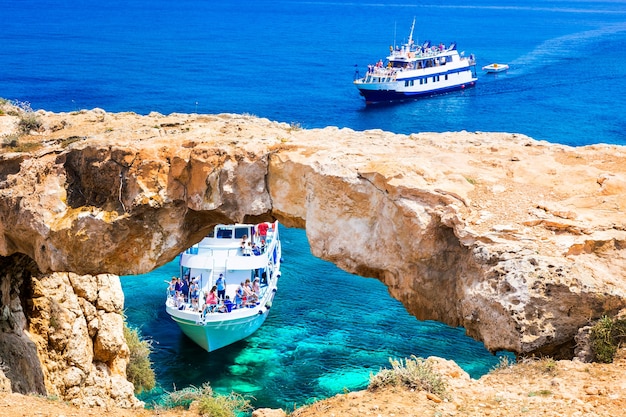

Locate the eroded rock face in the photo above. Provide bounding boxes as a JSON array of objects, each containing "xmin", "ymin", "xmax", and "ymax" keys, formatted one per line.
[
  {"xmin": 0, "ymin": 253, "xmax": 140, "ymax": 408},
  {"xmin": 0, "ymin": 109, "xmax": 626, "ymax": 404}
]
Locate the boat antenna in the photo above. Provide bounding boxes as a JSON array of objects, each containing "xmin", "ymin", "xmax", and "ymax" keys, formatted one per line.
[{"xmin": 408, "ymin": 17, "xmax": 416, "ymax": 47}]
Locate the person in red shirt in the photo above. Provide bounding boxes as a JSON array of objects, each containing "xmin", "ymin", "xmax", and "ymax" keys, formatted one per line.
[{"xmin": 257, "ymin": 222, "xmax": 269, "ymax": 239}]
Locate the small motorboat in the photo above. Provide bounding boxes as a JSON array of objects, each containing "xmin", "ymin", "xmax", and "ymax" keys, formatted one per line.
[{"xmin": 482, "ymin": 63, "xmax": 509, "ymax": 73}]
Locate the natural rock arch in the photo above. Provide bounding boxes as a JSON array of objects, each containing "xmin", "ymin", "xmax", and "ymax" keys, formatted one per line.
[{"xmin": 1, "ymin": 109, "xmax": 626, "ymax": 405}]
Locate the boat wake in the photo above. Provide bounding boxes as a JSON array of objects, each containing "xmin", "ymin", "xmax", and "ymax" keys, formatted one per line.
[{"xmin": 508, "ymin": 22, "xmax": 626, "ymax": 74}]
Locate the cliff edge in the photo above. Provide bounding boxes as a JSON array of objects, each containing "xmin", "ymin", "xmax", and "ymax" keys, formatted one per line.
[{"xmin": 0, "ymin": 107, "xmax": 625, "ymax": 406}]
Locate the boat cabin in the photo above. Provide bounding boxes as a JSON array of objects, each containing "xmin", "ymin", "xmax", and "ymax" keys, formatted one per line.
[{"xmin": 214, "ymin": 224, "xmax": 254, "ymax": 240}]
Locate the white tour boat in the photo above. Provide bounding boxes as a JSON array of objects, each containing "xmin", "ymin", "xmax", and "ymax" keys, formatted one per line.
[
  {"xmin": 482, "ymin": 63, "xmax": 509, "ymax": 73},
  {"xmin": 165, "ymin": 221, "xmax": 282, "ymax": 352},
  {"xmin": 353, "ymin": 19, "xmax": 477, "ymax": 104}
]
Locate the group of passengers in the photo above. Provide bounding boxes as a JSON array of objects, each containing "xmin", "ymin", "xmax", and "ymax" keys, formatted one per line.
[
  {"xmin": 201, "ymin": 277, "xmax": 261, "ymax": 317},
  {"xmin": 239, "ymin": 234, "xmax": 266, "ymax": 256},
  {"xmin": 168, "ymin": 273, "xmax": 262, "ymax": 316}
]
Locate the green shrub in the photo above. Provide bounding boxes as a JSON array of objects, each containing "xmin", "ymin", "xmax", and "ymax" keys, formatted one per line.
[
  {"xmin": 590, "ymin": 315, "xmax": 626, "ymax": 363},
  {"xmin": 197, "ymin": 392, "xmax": 252, "ymax": 417},
  {"xmin": 368, "ymin": 355, "xmax": 448, "ymax": 399},
  {"xmin": 161, "ymin": 384, "xmax": 213, "ymax": 409},
  {"xmin": 161, "ymin": 383, "xmax": 252, "ymax": 417},
  {"xmin": 1, "ymin": 134, "xmax": 18, "ymax": 148},
  {"xmin": 123, "ymin": 323, "xmax": 156, "ymax": 394},
  {"xmin": 18, "ymin": 112, "xmax": 42, "ymax": 133}
]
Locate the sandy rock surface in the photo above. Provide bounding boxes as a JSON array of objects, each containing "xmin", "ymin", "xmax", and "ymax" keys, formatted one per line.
[{"xmin": 1, "ymin": 107, "xmax": 626, "ymax": 413}]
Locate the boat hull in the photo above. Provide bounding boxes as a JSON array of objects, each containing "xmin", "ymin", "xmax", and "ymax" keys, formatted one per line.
[
  {"xmin": 167, "ymin": 304, "xmax": 272, "ymax": 352},
  {"xmin": 357, "ymin": 80, "xmax": 476, "ymax": 104}
]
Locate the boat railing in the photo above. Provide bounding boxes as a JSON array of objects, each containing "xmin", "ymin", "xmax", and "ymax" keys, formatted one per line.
[
  {"xmin": 389, "ymin": 46, "xmax": 449, "ymax": 61},
  {"xmin": 362, "ymin": 68, "xmax": 398, "ymax": 83}
]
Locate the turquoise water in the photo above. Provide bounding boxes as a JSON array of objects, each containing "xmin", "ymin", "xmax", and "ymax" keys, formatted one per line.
[
  {"xmin": 2, "ymin": 0, "xmax": 625, "ymax": 410},
  {"xmin": 123, "ymin": 227, "xmax": 508, "ymax": 409}
]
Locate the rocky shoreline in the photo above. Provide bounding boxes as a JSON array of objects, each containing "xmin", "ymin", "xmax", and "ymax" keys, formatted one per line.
[{"xmin": 0, "ymin": 106, "xmax": 625, "ymax": 410}]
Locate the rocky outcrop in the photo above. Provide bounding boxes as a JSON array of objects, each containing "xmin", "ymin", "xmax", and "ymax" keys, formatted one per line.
[
  {"xmin": 0, "ymin": 252, "xmax": 140, "ymax": 408},
  {"xmin": 0, "ymin": 108, "xmax": 626, "ymax": 403}
]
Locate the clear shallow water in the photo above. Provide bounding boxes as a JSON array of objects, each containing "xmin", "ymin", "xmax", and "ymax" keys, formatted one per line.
[
  {"xmin": 2, "ymin": 0, "xmax": 626, "ymax": 410},
  {"xmin": 123, "ymin": 227, "xmax": 508, "ymax": 409}
]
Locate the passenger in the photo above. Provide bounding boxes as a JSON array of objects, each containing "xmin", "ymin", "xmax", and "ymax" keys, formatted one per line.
[
  {"xmin": 216, "ymin": 273, "xmax": 226, "ymax": 300},
  {"xmin": 219, "ymin": 295, "xmax": 234, "ymax": 313},
  {"xmin": 167, "ymin": 277, "xmax": 177, "ymax": 298},
  {"xmin": 260, "ymin": 239, "xmax": 266, "ymax": 253},
  {"xmin": 175, "ymin": 278, "xmax": 182, "ymax": 297},
  {"xmin": 181, "ymin": 277, "xmax": 190, "ymax": 302},
  {"xmin": 235, "ymin": 282, "xmax": 246, "ymax": 308},
  {"xmin": 243, "ymin": 242, "xmax": 252, "ymax": 256},
  {"xmin": 256, "ymin": 222, "xmax": 269, "ymax": 240},
  {"xmin": 190, "ymin": 278, "xmax": 199, "ymax": 310},
  {"xmin": 251, "ymin": 243, "xmax": 261, "ymax": 256},
  {"xmin": 252, "ymin": 277, "xmax": 261, "ymax": 297},
  {"xmin": 244, "ymin": 278, "xmax": 258, "ymax": 304},
  {"xmin": 203, "ymin": 285, "xmax": 218, "ymax": 316},
  {"xmin": 175, "ymin": 292, "xmax": 185, "ymax": 309}
]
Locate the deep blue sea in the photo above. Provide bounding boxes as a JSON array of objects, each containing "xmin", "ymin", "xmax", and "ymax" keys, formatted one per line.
[{"xmin": 3, "ymin": 0, "xmax": 626, "ymax": 410}]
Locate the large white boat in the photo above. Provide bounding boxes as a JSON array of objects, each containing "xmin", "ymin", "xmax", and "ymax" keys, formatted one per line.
[
  {"xmin": 165, "ymin": 221, "xmax": 282, "ymax": 352},
  {"xmin": 353, "ymin": 19, "xmax": 477, "ymax": 104}
]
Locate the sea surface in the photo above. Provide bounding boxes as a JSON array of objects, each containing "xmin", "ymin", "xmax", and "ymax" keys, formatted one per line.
[{"xmin": 2, "ymin": 0, "xmax": 626, "ymax": 411}]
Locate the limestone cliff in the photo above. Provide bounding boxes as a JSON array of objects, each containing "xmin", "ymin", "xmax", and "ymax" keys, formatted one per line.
[
  {"xmin": 0, "ymin": 253, "xmax": 140, "ymax": 408},
  {"xmin": 1, "ymin": 107, "xmax": 626, "ymax": 405}
]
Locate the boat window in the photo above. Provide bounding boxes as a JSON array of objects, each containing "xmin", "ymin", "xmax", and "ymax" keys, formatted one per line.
[
  {"xmin": 410, "ymin": 80, "xmax": 414, "ymax": 86},
  {"xmin": 405, "ymin": 80, "xmax": 409, "ymax": 87},
  {"xmin": 234, "ymin": 227, "xmax": 249, "ymax": 239},
  {"xmin": 445, "ymin": 74, "xmax": 448, "ymax": 80},
  {"xmin": 216, "ymin": 228, "xmax": 232, "ymax": 239}
]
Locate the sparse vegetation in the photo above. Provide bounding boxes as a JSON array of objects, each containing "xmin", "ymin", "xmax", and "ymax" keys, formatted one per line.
[
  {"xmin": 123, "ymin": 322, "xmax": 156, "ymax": 394},
  {"xmin": 18, "ymin": 111, "xmax": 42, "ymax": 134},
  {"xmin": 0, "ymin": 98, "xmax": 44, "ymax": 152},
  {"xmin": 7, "ymin": 100, "xmax": 43, "ymax": 134},
  {"xmin": 491, "ymin": 355, "xmax": 516, "ymax": 372},
  {"xmin": 59, "ymin": 136, "xmax": 85, "ymax": 148},
  {"xmin": 288, "ymin": 121, "xmax": 302, "ymax": 132},
  {"xmin": 590, "ymin": 314, "xmax": 626, "ymax": 363},
  {"xmin": 368, "ymin": 356, "xmax": 448, "ymax": 399},
  {"xmin": 1, "ymin": 134, "xmax": 19, "ymax": 148},
  {"xmin": 541, "ymin": 358, "xmax": 557, "ymax": 375},
  {"xmin": 528, "ymin": 389, "xmax": 552, "ymax": 397},
  {"xmin": 159, "ymin": 383, "xmax": 252, "ymax": 417}
]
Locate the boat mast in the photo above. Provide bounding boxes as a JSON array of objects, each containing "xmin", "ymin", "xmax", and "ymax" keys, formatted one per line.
[{"xmin": 408, "ymin": 17, "xmax": 416, "ymax": 47}]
